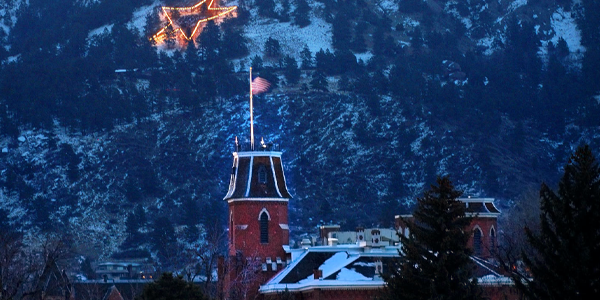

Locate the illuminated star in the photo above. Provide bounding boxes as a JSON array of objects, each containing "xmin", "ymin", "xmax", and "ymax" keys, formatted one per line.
[{"xmin": 153, "ymin": 0, "xmax": 237, "ymax": 43}]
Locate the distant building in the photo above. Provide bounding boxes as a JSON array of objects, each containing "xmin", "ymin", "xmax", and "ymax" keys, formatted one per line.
[{"xmin": 94, "ymin": 262, "xmax": 153, "ymax": 282}]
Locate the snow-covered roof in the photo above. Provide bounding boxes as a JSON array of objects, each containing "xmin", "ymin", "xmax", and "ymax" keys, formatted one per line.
[
  {"xmin": 260, "ymin": 244, "xmax": 400, "ymax": 294},
  {"xmin": 261, "ymin": 240, "xmax": 514, "ymax": 294}
]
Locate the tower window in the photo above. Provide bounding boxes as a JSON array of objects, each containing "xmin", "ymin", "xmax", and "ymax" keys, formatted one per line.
[
  {"xmin": 258, "ymin": 165, "xmax": 267, "ymax": 184},
  {"xmin": 490, "ymin": 227, "xmax": 496, "ymax": 254},
  {"xmin": 473, "ymin": 228, "xmax": 483, "ymax": 256},
  {"xmin": 260, "ymin": 211, "xmax": 269, "ymax": 243}
]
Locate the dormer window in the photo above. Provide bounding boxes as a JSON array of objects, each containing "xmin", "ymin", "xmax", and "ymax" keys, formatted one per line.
[{"xmin": 258, "ymin": 165, "xmax": 267, "ymax": 184}]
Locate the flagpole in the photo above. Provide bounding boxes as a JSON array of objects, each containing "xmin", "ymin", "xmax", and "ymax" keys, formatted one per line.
[{"xmin": 250, "ymin": 67, "xmax": 254, "ymax": 151}]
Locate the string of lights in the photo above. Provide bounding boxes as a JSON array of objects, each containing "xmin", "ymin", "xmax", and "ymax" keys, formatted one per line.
[{"xmin": 152, "ymin": 0, "xmax": 237, "ymax": 43}]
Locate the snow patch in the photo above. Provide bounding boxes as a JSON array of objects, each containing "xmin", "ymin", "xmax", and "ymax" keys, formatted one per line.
[
  {"xmin": 508, "ymin": 0, "xmax": 527, "ymax": 12},
  {"xmin": 336, "ymin": 268, "xmax": 371, "ymax": 281},
  {"xmin": 88, "ymin": 24, "xmax": 114, "ymax": 39},
  {"xmin": 127, "ymin": 1, "xmax": 160, "ymax": 35},
  {"xmin": 245, "ymin": 8, "xmax": 332, "ymax": 63},
  {"xmin": 549, "ymin": 8, "xmax": 585, "ymax": 53}
]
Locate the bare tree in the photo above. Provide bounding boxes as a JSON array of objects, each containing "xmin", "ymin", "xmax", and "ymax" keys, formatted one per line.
[
  {"xmin": 0, "ymin": 231, "xmax": 37, "ymax": 300},
  {"xmin": 497, "ymin": 186, "xmax": 541, "ymax": 275},
  {"xmin": 1, "ymin": 231, "xmax": 73, "ymax": 300},
  {"xmin": 225, "ymin": 251, "xmax": 263, "ymax": 300}
]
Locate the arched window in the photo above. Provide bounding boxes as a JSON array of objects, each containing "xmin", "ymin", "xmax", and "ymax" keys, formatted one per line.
[
  {"xmin": 260, "ymin": 211, "xmax": 269, "ymax": 243},
  {"xmin": 473, "ymin": 228, "xmax": 483, "ymax": 256},
  {"xmin": 489, "ymin": 227, "xmax": 496, "ymax": 254},
  {"xmin": 258, "ymin": 165, "xmax": 267, "ymax": 184}
]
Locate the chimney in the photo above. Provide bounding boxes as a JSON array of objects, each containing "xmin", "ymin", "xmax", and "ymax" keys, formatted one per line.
[
  {"xmin": 371, "ymin": 229, "xmax": 382, "ymax": 248},
  {"xmin": 328, "ymin": 237, "xmax": 338, "ymax": 246},
  {"xmin": 356, "ymin": 226, "xmax": 366, "ymax": 247},
  {"xmin": 313, "ymin": 269, "xmax": 323, "ymax": 280},
  {"xmin": 301, "ymin": 238, "xmax": 312, "ymax": 249},
  {"xmin": 319, "ymin": 224, "xmax": 340, "ymax": 245}
]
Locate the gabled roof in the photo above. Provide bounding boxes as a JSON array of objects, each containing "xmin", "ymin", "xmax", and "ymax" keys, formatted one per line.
[
  {"xmin": 260, "ymin": 245, "xmax": 399, "ymax": 294},
  {"xmin": 103, "ymin": 285, "xmax": 125, "ymax": 300},
  {"xmin": 260, "ymin": 243, "xmax": 514, "ymax": 294}
]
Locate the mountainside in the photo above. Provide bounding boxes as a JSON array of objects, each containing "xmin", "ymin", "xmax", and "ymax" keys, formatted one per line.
[{"xmin": 1, "ymin": 0, "xmax": 599, "ymax": 262}]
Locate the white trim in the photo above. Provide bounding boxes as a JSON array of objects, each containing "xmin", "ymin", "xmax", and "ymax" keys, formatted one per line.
[
  {"xmin": 458, "ymin": 197, "xmax": 496, "ymax": 203},
  {"xmin": 278, "ymin": 156, "xmax": 292, "ymax": 197},
  {"xmin": 270, "ymin": 156, "xmax": 283, "ymax": 197},
  {"xmin": 279, "ymin": 224, "xmax": 289, "ymax": 230},
  {"xmin": 224, "ymin": 156, "xmax": 240, "ymax": 200},
  {"xmin": 466, "ymin": 212, "xmax": 499, "ymax": 218},
  {"xmin": 236, "ymin": 225, "xmax": 248, "ymax": 230},
  {"xmin": 472, "ymin": 225, "xmax": 484, "ymax": 236},
  {"xmin": 260, "ymin": 281, "xmax": 385, "ymax": 294},
  {"xmin": 244, "ymin": 156, "xmax": 254, "ymax": 197},
  {"xmin": 489, "ymin": 225, "xmax": 496, "ymax": 237},
  {"xmin": 227, "ymin": 198, "xmax": 289, "ymax": 203},
  {"xmin": 259, "ymin": 208, "xmax": 271, "ymax": 221},
  {"xmin": 236, "ymin": 151, "xmax": 283, "ymax": 157}
]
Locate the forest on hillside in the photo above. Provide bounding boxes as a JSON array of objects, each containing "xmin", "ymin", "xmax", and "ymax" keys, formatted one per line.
[{"xmin": 0, "ymin": 0, "xmax": 599, "ymax": 271}]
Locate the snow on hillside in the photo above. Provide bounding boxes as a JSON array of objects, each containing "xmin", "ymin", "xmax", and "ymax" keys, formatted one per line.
[
  {"xmin": 128, "ymin": 1, "xmax": 161, "ymax": 33},
  {"xmin": 508, "ymin": 0, "xmax": 528, "ymax": 12},
  {"xmin": 244, "ymin": 7, "xmax": 332, "ymax": 64},
  {"xmin": 0, "ymin": 0, "xmax": 25, "ymax": 37},
  {"xmin": 549, "ymin": 8, "xmax": 584, "ymax": 53}
]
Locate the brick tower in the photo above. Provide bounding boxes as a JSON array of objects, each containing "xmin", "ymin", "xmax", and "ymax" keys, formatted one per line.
[{"xmin": 221, "ymin": 139, "xmax": 291, "ymax": 299}]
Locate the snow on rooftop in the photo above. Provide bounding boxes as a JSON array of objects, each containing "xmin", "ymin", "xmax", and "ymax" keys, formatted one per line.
[
  {"xmin": 298, "ymin": 252, "xmax": 355, "ymax": 283},
  {"xmin": 478, "ymin": 275, "xmax": 514, "ymax": 286},
  {"xmin": 336, "ymin": 267, "xmax": 371, "ymax": 281}
]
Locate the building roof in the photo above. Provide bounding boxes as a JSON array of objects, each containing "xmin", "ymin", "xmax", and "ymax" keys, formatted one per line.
[
  {"xmin": 260, "ymin": 244, "xmax": 399, "ymax": 294},
  {"xmin": 260, "ymin": 242, "xmax": 513, "ymax": 294},
  {"xmin": 224, "ymin": 150, "xmax": 291, "ymax": 201},
  {"xmin": 459, "ymin": 198, "xmax": 501, "ymax": 217},
  {"xmin": 103, "ymin": 285, "xmax": 125, "ymax": 300}
]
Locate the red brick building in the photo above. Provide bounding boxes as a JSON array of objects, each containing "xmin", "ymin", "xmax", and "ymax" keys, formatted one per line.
[
  {"xmin": 219, "ymin": 137, "xmax": 519, "ymax": 300},
  {"xmin": 220, "ymin": 141, "xmax": 292, "ymax": 300}
]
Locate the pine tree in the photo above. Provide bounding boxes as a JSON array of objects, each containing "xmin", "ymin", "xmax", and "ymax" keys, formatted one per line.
[
  {"xmin": 264, "ymin": 37, "xmax": 282, "ymax": 59},
  {"xmin": 300, "ymin": 44, "xmax": 312, "ymax": 69},
  {"xmin": 382, "ymin": 176, "xmax": 481, "ymax": 300},
  {"xmin": 517, "ymin": 145, "xmax": 600, "ymax": 300},
  {"xmin": 292, "ymin": 0, "xmax": 311, "ymax": 28},
  {"xmin": 138, "ymin": 273, "xmax": 207, "ymax": 300},
  {"xmin": 283, "ymin": 55, "xmax": 301, "ymax": 85},
  {"xmin": 310, "ymin": 70, "xmax": 328, "ymax": 91}
]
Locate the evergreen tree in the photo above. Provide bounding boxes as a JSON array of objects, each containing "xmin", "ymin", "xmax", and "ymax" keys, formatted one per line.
[
  {"xmin": 279, "ymin": 0, "xmax": 291, "ymax": 22},
  {"xmin": 256, "ymin": 0, "xmax": 276, "ymax": 18},
  {"xmin": 300, "ymin": 44, "xmax": 313, "ymax": 69},
  {"xmin": 283, "ymin": 55, "xmax": 301, "ymax": 85},
  {"xmin": 517, "ymin": 145, "xmax": 600, "ymax": 300},
  {"xmin": 137, "ymin": 272, "xmax": 207, "ymax": 300},
  {"xmin": 150, "ymin": 217, "xmax": 176, "ymax": 265},
  {"xmin": 310, "ymin": 70, "xmax": 328, "ymax": 91},
  {"xmin": 251, "ymin": 54, "xmax": 264, "ymax": 71},
  {"xmin": 382, "ymin": 176, "xmax": 481, "ymax": 300},
  {"xmin": 264, "ymin": 37, "xmax": 282, "ymax": 59},
  {"xmin": 292, "ymin": 0, "xmax": 311, "ymax": 28}
]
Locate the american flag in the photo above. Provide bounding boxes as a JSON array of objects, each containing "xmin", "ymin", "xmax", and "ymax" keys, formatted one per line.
[{"xmin": 251, "ymin": 77, "xmax": 271, "ymax": 95}]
